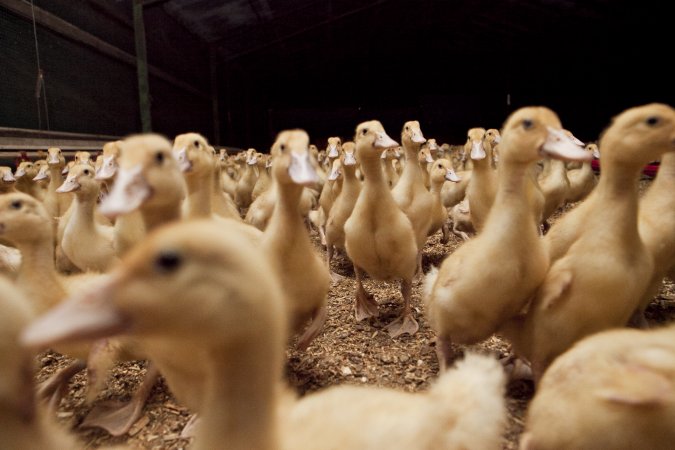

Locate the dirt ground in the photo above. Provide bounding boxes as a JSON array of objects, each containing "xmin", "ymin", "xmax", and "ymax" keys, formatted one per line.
[{"xmin": 37, "ymin": 179, "xmax": 675, "ymax": 450}]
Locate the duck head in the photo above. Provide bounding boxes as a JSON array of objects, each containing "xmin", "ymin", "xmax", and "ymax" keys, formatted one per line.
[{"xmin": 271, "ymin": 129, "xmax": 319, "ymax": 187}]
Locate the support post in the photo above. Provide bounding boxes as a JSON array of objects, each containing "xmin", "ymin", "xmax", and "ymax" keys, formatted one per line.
[{"xmin": 133, "ymin": 0, "xmax": 151, "ymax": 132}]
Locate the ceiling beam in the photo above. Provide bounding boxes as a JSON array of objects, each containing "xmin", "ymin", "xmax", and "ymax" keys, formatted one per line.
[{"xmin": 0, "ymin": 0, "xmax": 208, "ymax": 99}]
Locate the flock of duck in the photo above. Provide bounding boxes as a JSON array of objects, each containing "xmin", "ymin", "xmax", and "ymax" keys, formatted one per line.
[{"xmin": 0, "ymin": 103, "xmax": 674, "ymax": 449}]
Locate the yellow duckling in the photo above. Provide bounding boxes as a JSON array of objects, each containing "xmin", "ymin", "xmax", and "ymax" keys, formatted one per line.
[
  {"xmin": 234, "ymin": 148, "xmax": 259, "ymax": 210},
  {"xmin": 632, "ymin": 151, "xmax": 675, "ymax": 326},
  {"xmin": 505, "ymin": 103, "xmax": 675, "ymax": 381},
  {"xmin": 14, "ymin": 161, "xmax": 43, "ymax": 200},
  {"xmin": 263, "ymin": 130, "xmax": 329, "ymax": 350},
  {"xmin": 56, "ymin": 164, "xmax": 118, "ymax": 272},
  {"xmin": 344, "ymin": 120, "xmax": 419, "ymax": 337},
  {"xmin": 391, "ymin": 120, "xmax": 434, "ymax": 279},
  {"xmin": 380, "ymin": 146, "xmax": 400, "ymax": 188},
  {"xmin": 520, "ymin": 324, "xmax": 675, "ymax": 450},
  {"xmin": 463, "ymin": 127, "xmax": 496, "ymax": 232},
  {"xmin": 38, "ymin": 148, "xmax": 72, "ymax": 219},
  {"xmin": 427, "ymin": 158, "xmax": 461, "ymax": 243},
  {"xmin": 565, "ymin": 142, "xmax": 599, "ymax": 203},
  {"xmin": 252, "ymin": 154, "xmax": 273, "ymax": 201},
  {"xmin": 485, "ymin": 128, "xmax": 501, "ymax": 168},
  {"xmin": 424, "ymin": 107, "xmax": 590, "ymax": 370},
  {"xmin": 24, "ymin": 220, "xmax": 508, "ymax": 450},
  {"xmin": 325, "ymin": 142, "xmax": 361, "ymax": 280}
]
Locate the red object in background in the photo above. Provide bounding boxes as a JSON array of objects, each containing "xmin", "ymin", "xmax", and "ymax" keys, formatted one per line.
[
  {"xmin": 591, "ymin": 159, "xmax": 660, "ymax": 178},
  {"xmin": 15, "ymin": 151, "xmax": 30, "ymax": 167}
]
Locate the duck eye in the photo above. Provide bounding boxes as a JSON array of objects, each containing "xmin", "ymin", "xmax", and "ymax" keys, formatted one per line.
[
  {"xmin": 194, "ymin": 140, "xmax": 200, "ymax": 147},
  {"xmin": 10, "ymin": 200, "xmax": 22, "ymax": 209},
  {"xmin": 646, "ymin": 116, "xmax": 660, "ymax": 126},
  {"xmin": 83, "ymin": 169, "xmax": 90, "ymax": 175},
  {"xmin": 154, "ymin": 250, "xmax": 182, "ymax": 274},
  {"xmin": 522, "ymin": 119, "xmax": 533, "ymax": 130},
  {"xmin": 280, "ymin": 144, "xmax": 286, "ymax": 152},
  {"xmin": 362, "ymin": 128, "xmax": 368, "ymax": 135},
  {"xmin": 155, "ymin": 152, "xmax": 165, "ymax": 164}
]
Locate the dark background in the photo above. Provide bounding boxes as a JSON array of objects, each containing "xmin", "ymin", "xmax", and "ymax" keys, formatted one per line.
[{"xmin": 1, "ymin": 0, "xmax": 672, "ymax": 149}]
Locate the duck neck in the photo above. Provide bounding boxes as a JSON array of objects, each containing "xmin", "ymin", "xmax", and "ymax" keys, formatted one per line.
[
  {"xmin": 654, "ymin": 152, "xmax": 675, "ymax": 186},
  {"xmin": 593, "ymin": 158, "xmax": 642, "ymax": 237},
  {"xmin": 400, "ymin": 142, "xmax": 424, "ymax": 184},
  {"xmin": 342, "ymin": 166, "xmax": 360, "ymax": 195},
  {"xmin": 47, "ymin": 165, "xmax": 64, "ymax": 194},
  {"xmin": 269, "ymin": 180, "xmax": 304, "ymax": 232},
  {"xmin": 430, "ymin": 179, "xmax": 444, "ymax": 197},
  {"xmin": 15, "ymin": 233, "xmax": 65, "ymax": 312},
  {"xmin": 484, "ymin": 159, "xmax": 539, "ymax": 235},
  {"xmin": 185, "ymin": 171, "xmax": 213, "ymax": 218},
  {"xmin": 197, "ymin": 342, "xmax": 279, "ymax": 450},
  {"xmin": 72, "ymin": 190, "xmax": 98, "ymax": 231},
  {"xmin": 359, "ymin": 153, "xmax": 388, "ymax": 192},
  {"xmin": 242, "ymin": 164, "xmax": 256, "ymax": 182}
]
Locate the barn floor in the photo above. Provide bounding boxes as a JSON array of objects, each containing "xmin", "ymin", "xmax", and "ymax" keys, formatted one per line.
[{"xmin": 36, "ymin": 180, "xmax": 675, "ymax": 450}]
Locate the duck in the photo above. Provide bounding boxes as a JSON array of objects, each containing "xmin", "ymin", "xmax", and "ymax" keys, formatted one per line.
[
  {"xmin": 252, "ymin": 154, "xmax": 273, "ymax": 201},
  {"xmin": 325, "ymin": 136, "xmax": 342, "ymax": 168},
  {"xmin": 565, "ymin": 142, "xmax": 598, "ymax": 203},
  {"xmin": 537, "ymin": 156, "xmax": 571, "ymax": 231},
  {"xmin": 209, "ymin": 146, "xmax": 242, "ymax": 220},
  {"xmin": 441, "ymin": 169, "xmax": 472, "ymax": 208},
  {"xmin": 0, "ymin": 276, "xmax": 81, "ymax": 450},
  {"xmin": 424, "ymin": 106, "xmax": 591, "ymax": 370},
  {"xmin": 23, "ymin": 220, "xmax": 508, "ymax": 450},
  {"xmin": 100, "ymin": 133, "xmax": 186, "ymax": 231},
  {"xmin": 463, "ymin": 127, "xmax": 497, "ymax": 232},
  {"xmin": 56, "ymin": 164, "xmax": 118, "ymax": 272},
  {"xmin": 325, "ymin": 142, "xmax": 361, "ymax": 280},
  {"xmin": 448, "ymin": 199, "xmax": 474, "ymax": 241},
  {"xmin": 95, "ymin": 140, "xmax": 123, "ymax": 181},
  {"xmin": 485, "ymin": 128, "xmax": 501, "ymax": 168},
  {"xmin": 380, "ymin": 147, "xmax": 400, "ymax": 188},
  {"xmin": 344, "ymin": 120, "xmax": 419, "ymax": 337},
  {"xmin": 520, "ymin": 324, "xmax": 675, "ymax": 450},
  {"xmin": 234, "ymin": 149, "xmax": 259, "ymax": 210},
  {"xmin": 14, "ymin": 161, "xmax": 44, "ymax": 200},
  {"xmin": 503, "ymin": 103, "xmax": 675, "ymax": 381},
  {"xmin": 417, "ymin": 143, "xmax": 435, "ymax": 189},
  {"xmin": 0, "ymin": 192, "xmax": 147, "ymax": 432},
  {"xmin": 0, "ymin": 166, "xmax": 17, "ymax": 193},
  {"xmin": 173, "ymin": 133, "xmax": 241, "ymax": 222},
  {"xmin": 73, "ymin": 151, "xmax": 93, "ymax": 166},
  {"xmin": 218, "ymin": 149, "xmax": 238, "ymax": 199},
  {"xmin": 632, "ymin": 151, "xmax": 675, "ymax": 326},
  {"xmin": 391, "ymin": 120, "xmax": 435, "ymax": 278},
  {"xmin": 316, "ymin": 157, "xmax": 343, "ymax": 245},
  {"xmin": 262, "ymin": 130, "xmax": 329, "ymax": 350},
  {"xmin": 427, "ymin": 158, "xmax": 460, "ymax": 243},
  {"xmin": 38, "ymin": 147, "xmax": 72, "ymax": 220}
]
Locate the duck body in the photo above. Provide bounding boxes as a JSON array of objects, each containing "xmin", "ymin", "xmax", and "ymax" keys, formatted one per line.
[
  {"xmin": 506, "ymin": 104, "xmax": 675, "ymax": 380},
  {"xmin": 464, "ymin": 128, "xmax": 497, "ymax": 232},
  {"xmin": 521, "ymin": 325, "xmax": 675, "ymax": 450},
  {"xmin": 325, "ymin": 146, "xmax": 361, "ymax": 254}
]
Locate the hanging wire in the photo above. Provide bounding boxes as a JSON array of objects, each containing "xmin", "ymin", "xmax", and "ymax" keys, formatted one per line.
[{"xmin": 30, "ymin": 0, "xmax": 50, "ymax": 130}]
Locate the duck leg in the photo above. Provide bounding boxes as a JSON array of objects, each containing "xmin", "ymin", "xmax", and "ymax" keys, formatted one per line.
[
  {"xmin": 441, "ymin": 222, "xmax": 450, "ymax": 244},
  {"xmin": 38, "ymin": 359, "xmax": 87, "ymax": 412},
  {"xmin": 385, "ymin": 278, "xmax": 419, "ymax": 338},
  {"xmin": 326, "ymin": 245, "xmax": 346, "ymax": 282},
  {"xmin": 413, "ymin": 252, "xmax": 424, "ymax": 284},
  {"xmin": 296, "ymin": 305, "xmax": 327, "ymax": 351},
  {"xmin": 81, "ymin": 363, "xmax": 159, "ymax": 436},
  {"xmin": 435, "ymin": 336, "xmax": 454, "ymax": 372},
  {"xmin": 354, "ymin": 265, "xmax": 379, "ymax": 321}
]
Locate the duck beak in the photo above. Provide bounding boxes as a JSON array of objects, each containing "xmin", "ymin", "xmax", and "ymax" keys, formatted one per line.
[
  {"xmin": 14, "ymin": 168, "xmax": 25, "ymax": 178},
  {"xmin": 62, "ymin": 166, "xmax": 69, "ymax": 175},
  {"xmin": 374, "ymin": 131, "xmax": 399, "ymax": 149},
  {"xmin": 95, "ymin": 155, "xmax": 118, "ymax": 180},
  {"xmin": 99, "ymin": 165, "xmax": 151, "ymax": 218},
  {"xmin": 289, "ymin": 152, "xmax": 319, "ymax": 186},
  {"xmin": 344, "ymin": 152, "xmax": 357, "ymax": 166},
  {"xmin": 411, "ymin": 129, "xmax": 426, "ymax": 144},
  {"xmin": 2, "ymin": 171, "xmax": 15, "ymax": 182},
  {"xmin": 328, "ymin": 145, "xmax": 339, "ymax": 158},
  {"xmin": 425, "ymin": 153, "xmax": 434, "ymax": 163},
  {"xmin": 173, "ymin": 147, "xmax": 192, "ymax": 173},
  {"xmin": 592, "ymin": 147, "xmax": 600, "ymax": 159},
  {"xmin": 470, "ymin": 140, "xmax": 486, "ymax": 160},
  {"xmin": 429, "ymin": 142, "xmax": 439, "ymax": 151},
  {"xmin": 327, "ymin": 167, "xmax": 340, "ymax": 181},
  {"xmin": 246, "ymin": 155, "xmax": 258, "ymax": 165},
  {"xmin": 48, "ymin": 154, "xmax": 60, "ymax": 164},
  {"xmin": 541, "ymin": 127, "xmax": 592, "ymax": 162},
  {"xmin": 21, "ymin": 276, "xmax": 130, "ymax": 350},
  {"xmin": 56, "ymin": 175, "xmax": 80, "ymax": 193},
  {"xmin": 33, "ymin": 167, "xmax": 49, "ymax": 181},
  {"xmin": 445, "ymin": 169, "xmax": 461, "ymax": 182},
  {"xmin": 380, "ymin": 150, "xmax": 388, "ymax": 159},
  {"xmin": 265, "ymin": 159, "xmax": 273, "ymax": 169},
  {"xmin": 493, "ymin": 135, "xmax": 501, "ymax": 144}
]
